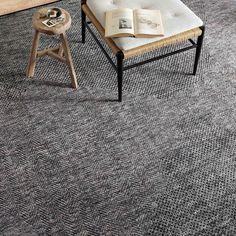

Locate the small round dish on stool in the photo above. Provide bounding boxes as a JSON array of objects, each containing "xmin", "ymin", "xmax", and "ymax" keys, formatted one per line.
[{"xmin": 47, "ymin": 8, "xmax": 62, "ymax": 18}]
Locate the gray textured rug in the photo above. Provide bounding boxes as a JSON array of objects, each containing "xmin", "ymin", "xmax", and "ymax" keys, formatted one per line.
[{"xmin": 0, "ymin": 0, "xmax": 236, "ymax": 235}]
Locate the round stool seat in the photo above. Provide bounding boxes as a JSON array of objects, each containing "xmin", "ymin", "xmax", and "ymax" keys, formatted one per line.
[{"xmin": 32, "ymin": 8, "xmax": 71, "ymax": 35}]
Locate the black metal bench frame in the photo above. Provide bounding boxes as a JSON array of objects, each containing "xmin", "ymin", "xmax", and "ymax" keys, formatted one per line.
[{"xmin": 81, "ymin": 1, "xmax": 205, "ymax": 102}]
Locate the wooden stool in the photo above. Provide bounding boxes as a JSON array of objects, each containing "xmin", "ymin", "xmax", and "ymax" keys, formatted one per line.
[{"xmin": 27, "ymin": 8, "xmax": 78, "ymax": 89}]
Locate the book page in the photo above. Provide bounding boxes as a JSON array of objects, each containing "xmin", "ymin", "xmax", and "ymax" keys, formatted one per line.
[
  {"xmin": 134, "ymin": 9, "xmax": 164, "ymax": 36},
  {"xmin": 105, "ymin": 8, "xmax": 134, "ymax": 37}
]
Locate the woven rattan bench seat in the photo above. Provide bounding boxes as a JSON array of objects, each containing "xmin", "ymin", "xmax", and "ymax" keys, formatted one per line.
[{"xmin": 86, "ymin": 0, "xmax": 203, "ymax": 54}]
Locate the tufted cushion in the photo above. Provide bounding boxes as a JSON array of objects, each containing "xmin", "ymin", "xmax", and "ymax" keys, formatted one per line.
[{"xmin": 86, "ymin": 0, "xmax": 203, "ymax": 51}]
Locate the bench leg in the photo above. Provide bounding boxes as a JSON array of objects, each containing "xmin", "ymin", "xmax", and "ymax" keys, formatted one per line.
[
  {"xmin": 60, "ymin": 33, "xmax": 78, "ymax": 89},
  {"xmin": 193, "ymin": 26, "xmax": 205, "ymax": 75},
  {"xmin": 27, "ymin": 30, "xmax": 40, "ymax": 78},
  {"xmin": 116, "ymin": 52, "xmax": 124, "ymax": 102},
  {"xmin": 81, "ymin": 8, "xmax": 86, "ymax": 43}
]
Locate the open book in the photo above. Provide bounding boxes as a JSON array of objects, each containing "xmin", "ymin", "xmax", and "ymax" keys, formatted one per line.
[{"xmin": 105, "ymin": 8, "xmax": 164, "ymax": 38}]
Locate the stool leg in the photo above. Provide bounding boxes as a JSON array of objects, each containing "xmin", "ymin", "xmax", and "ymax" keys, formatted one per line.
[
  {"xmin": 60, "ymin": 33, "xmax": 78, "ymax": 89},
  {"xmin": 193, "ymin": 26, "xmax": 205, "ymax": 75},
  {"xmin": 58, "ymin": 44, "xmax": 64, "ymax": 57},
  {"xmin": 81, "ymin": 8, "xmax": 86, "ymax": 43},
  {"xmin": 26, "ymin": 30, "xmax": 40, "ymax": 78},
  {"xmin": 116, "ymin": 52, "xmax": 124, "ymax": 102}
]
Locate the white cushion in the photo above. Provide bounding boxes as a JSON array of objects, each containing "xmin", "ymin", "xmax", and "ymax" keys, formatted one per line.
[{"xmin": 86, "ymin": 0, "xmax": 203, "ymax": 51}]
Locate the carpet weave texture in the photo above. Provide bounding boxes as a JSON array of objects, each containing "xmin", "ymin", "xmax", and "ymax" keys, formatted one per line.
[{"xmin": 0, "ymin": 0, "xmax": 236, "ymax": 235}]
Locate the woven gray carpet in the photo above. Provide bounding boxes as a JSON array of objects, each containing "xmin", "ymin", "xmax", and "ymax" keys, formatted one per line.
[{"xmin": 0, "ymin": 0, "xmax": 236, "ymax": 235}]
